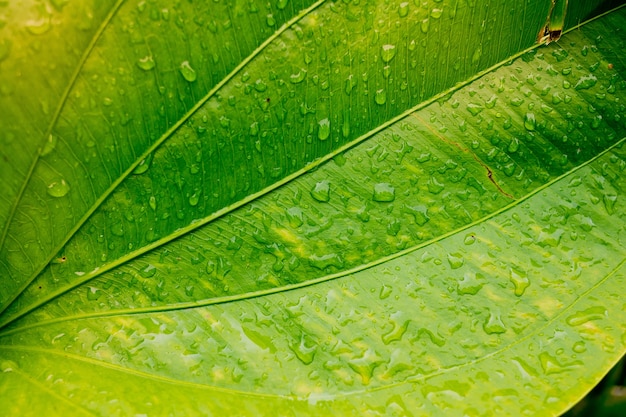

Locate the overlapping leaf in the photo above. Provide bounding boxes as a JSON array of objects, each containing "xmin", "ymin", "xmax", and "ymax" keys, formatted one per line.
[{"xmin": 1, "ymin": 0, "xmax": 626, "ymax": 416}]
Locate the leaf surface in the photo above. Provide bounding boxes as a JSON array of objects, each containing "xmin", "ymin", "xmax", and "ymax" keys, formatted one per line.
[{"xmin": 1, "ymin": 1, "xmax": 626, "ymax": 416}]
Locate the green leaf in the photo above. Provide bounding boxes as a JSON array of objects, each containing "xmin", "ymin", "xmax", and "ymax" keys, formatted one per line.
[{"xmin": 1, "ymin": 0, "xmax": 626, "ymax": 415}]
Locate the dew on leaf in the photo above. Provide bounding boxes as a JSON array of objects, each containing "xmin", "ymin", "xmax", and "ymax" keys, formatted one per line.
[
  {"xmin": 375, "ymin": 89, "xmax": 387, "ymax": 105},
  {"xmin": 290, "ymin": 69, "xmax": 307, "ymax": 84},
  {"xmin": 398, "ymin": 2, "xmax": 409, "ymax": 17},
  {"xmin": 189, "ymin": 192, "xmax": 200, "ymax": 207},
  {"xmin": 524, "ymin": 112, "xmax": 536, "ymax": 131},
  {"xmin": 266, "ymin": 14, "xmax": 276, "ymax": 27},
  {"xmin": 133, "ymin": 154, "xmax": 153, "ymax": 175},
  {"xmin": 447, "ymin": 253, "xmax": 464, "ymax": 269},
  {"xmin": 566, "ymin": 306, "xmax": 607, "ymax": 326},
  {"xmin": 141, "ymin": 264, "xmax": 157, "ymax": 278},
  {"xmin": 254, "ymin": 79, "xmax": 267, "ymax": 92},
  {"xmin": 381, "ymin": 44, "xmax": 396, "ymax": 63},
  {"xmin": 457, "ymin": 272, "xmax": 483, "ymax": 295},
  {"xmin": 137, "ymin": 56, "xmax": 155, "ymax": 71},
  {"xmin": 381, "ymin": 318, "xmax": 410, "ymax": 345},
  {"xmin": 47, "ymin": 179, "xmax": 70, "ymax": 197},
  {"xmin": 466, "ymin": 102, "xmax": 483, "ymax": 116},
  {"xmin": 405, "ymin": 205, "xmax": 430, "ymax": 226},
  {"xmin": 430, "ymin": 8, "xmax": 443, "ymax": 18},
  {"xmin": 509, "ymin": 268, "xmax": 530, "ymax": 296},
  {"xmin": 603, "ymin": 194, "xmax": 617, "ymax": 214},
  {"xmin": 40, "ymin": 134, "xmax": 57, "ymax": 156},
  {"xmin": 86, "ymin": 286, "xmax": 101, "ymax": 301},
  {"xmin": 286, "ymin": 206, "xmax": 304, "ymax": 228},
  {"xmin": 483, "ymin": 310, "xmax": 506, "ymax": 334},
  {"xmin": 308, "ymin": 253, "xmax": 343, "ymax": 270},
  {"xmin": 310, "ymin": 180, "xmax": 330, "ymax": 202},
  {"xmin": 539, "ymin": 352, "xmax": 582, "ymax": 375},
  {"xmin": 574, "ymin": 74, "xmax": 597, "ymax": 90},
  {"xmin": 179, "ymin": 61, "xmax": 197, "ymax": 82},
  {"xmin": 373, "ymin": 183, "xmax": 395, "ymax": 202},
  {"xmin": 1, "ymin": 360, "xmax": 18, "ymax": 373},
  {"xmin": 26, "ymin": 18, "xmax": 51, "ymax": 35},
  {"xmin": 572, "ymin": 341, "xmax": 587, "ymax": 353},
  {"xmin": 317, "ymin": 118, "xmax": 330, "ymax": 141}
]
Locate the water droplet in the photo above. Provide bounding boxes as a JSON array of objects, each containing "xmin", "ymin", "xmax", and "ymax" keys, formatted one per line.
[
  {"xmin": 311, "ymin": 180, "xmax": 330, "ymax": 202},
  {"xmin": 373, "ymin": 183, "xmax": 395, "ymax": 202},
  {"xmin": 254, "ymin": 79, "xmax": 267, "ymax": 92},
  {"xmin": 133, "ymin": 154, "xmax": 153, "ymax": 175},
  {"xmin": 26, "ymin": 18, "xmax": 51, "ymax": 35},
  {"xmin": 149, "ymin": 196, "xmax": 157, "ymax": 211},
  {"xmin": 189, "ymin": 192, "xmax": 200, "ymax": 207},
  {"xmin": 447, "ymin": 253, "xmax": 464, "ymax": 269},
  {"xmin": 539, "ymin": 352, "xmax": 582, "ymax": 375},
  {"xmin": 603, "ymin": 194, "xmax": 617, "ymax": 214},
  {"xmin": 508, "ymin": 138, "xmax": 520, "ymax": 153},
  {"xmin": 420, "ymin": 18, "xmax": 430, "ymax": 33},
  {"xmin": 86, "ymin": 286, "xmax": 101, "ymax": 301},
  {"xmin": 464, "ymin": 234, "xmax": 476, "ymax": 245},
  {"xmin": 141, "ymin": 264, "xmax": 157, "ymax": 278},
  {"xmin": 308, "ymin": 253, "xmax": 343, "ymax": 270},
  {"xmin": 398, "ymin": 2, "xmax": 409, "ymax": 17},
  {"xmin": 457, "ymin": 272, "xmax": 483, "ymax": 295},
  {"xmin": 427, "ymin": 176, "xmax": 445, "ymax": 194},
  {"xmin": 1, "ymin": 360, "xmax": 18, "ymax": 373},
  {"xmin": 345, "ymin": 74, "xmax": 357, "ymax": 95},
  {"xmin": 277, "ymin": 0, "xmax": 289, "ymax": 10},
  {"xmin": 405, "ymin": 205, "xmax": 430, "ymax": 226},
  {"xmin": 381, "ymin": 44, "xmax": 396, "ymax": 63},
  {"xmin": 472, "ymin": 47, "xmax": 482, "ymax": 65},
  {"xmin": 524, "ymin": 113, "xmax": 536, "ymax": 131},
  {"xmin": 40, "ymin": 134, "xmax": 57, "ymax": 156},
  {"xmin": 483, "ymin": 310, "xmax": 506, "ymax": 334},
  {"xmin": 566, "ymin": 306, "xmax": 607, "ymax": 326},
  {"xmin": 137, "ymin": 56, "xmax": 155, "ymax": 71},
  {"xmin": 574, "ymin": 74, "xmax": 597, "ymax": 90},
  {"xmin": 466, "ymin": 103, "xmax": 483, "ymax": 116},
  {"xmin": 509, "ymin": 268, "xmax": 530, "ymax": 296},
  {"xmin": 375, "ymin": 89, "xmax": 387, "ymax": 105},
  {"xmin": 179, "ymin": 61, "xmax": 196, "ymax": 82},
  {"xmin": 347, "ymin": 348, "xmax": 383, "ymax": 385},
  {"xmin": 485, "ymin": 95, "xmax": 497, "ymax": 109},
  {"xmin": 430, "ymin": 8, "xmax": 443, "ymax": 18},
  {"xmin": 286, "ymin": 207, "xmax": 304, "ymax": 228},
  {"xmin": 317, "ymin": 118, "xmax": 330, "ymax": 141},
  {"xmin": 266, "ymin": 14, "xmax": 276, "ymax": 27},
  {"xmin": 47, "ymin": 179, "xmax": 70, "ymax": 197},
  {"xmin": 382, "ymin": 317, "xmax": 410, "ymax": 345},
  {"xmin": 572, "ymin": 341, "xmax": 586, "ymax": 353},
  {"xmin": 290, "ymin": 69, "xmax": 307, "ymax": 84}
]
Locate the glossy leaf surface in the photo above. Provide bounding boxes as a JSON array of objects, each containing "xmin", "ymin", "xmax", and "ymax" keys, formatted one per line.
[{"xmin": 1, "ymin": 1, "xmax": 626, "ymax": 416}]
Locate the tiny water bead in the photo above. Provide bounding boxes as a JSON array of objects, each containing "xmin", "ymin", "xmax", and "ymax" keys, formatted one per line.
[
  {"xmin": 381, "ymin": 44, "xmax": 396, "ymax": 63},
  {"xmin": 375, "ymin": 89, "xmax": 387, "ymax": 105},
  {"xmin": 398, "ymin": 2, "xmax": 409, "ymax": 17},
  {"xmin": 179, "ymin": 61, "xmax": 197, "ymax": 82},
  {"xmin": 372, "ymin": 183, "xmax": 395, "ymax": 202},
  {"xmin": 133, "ymin": 154, "xmax": 153, "ymax": 175},
  {"xmin": 47, "ymin": 179, "xmax": 70, "ymax": 197},
  {"xmin": 137, "ymin": 55, "xmax": 155, "ymax": 71},
  {"xmin": 524, "ymin": 112, "xmax": 536, "ymax": 131},
  {"xmin": 311, "ymin": 180, "xmax": 330, "ymax": 202},
  {"xmin": 290, "ymin": 69, "xmax": 307, "ymax": 84},
  {"xmin": 318, "ymin": 118, "xmax": 330, "ymax": 141}
]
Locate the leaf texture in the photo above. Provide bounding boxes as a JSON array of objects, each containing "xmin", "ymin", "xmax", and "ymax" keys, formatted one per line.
[{"xmin": 1, "ymin": 1, "xmax": 626, "ymax": 416}]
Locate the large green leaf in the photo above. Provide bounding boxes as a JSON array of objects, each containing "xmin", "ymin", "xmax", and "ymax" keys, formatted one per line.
[{"xmin": 1, "ymin": 0, "xmax": 626, "ymax": 415}]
